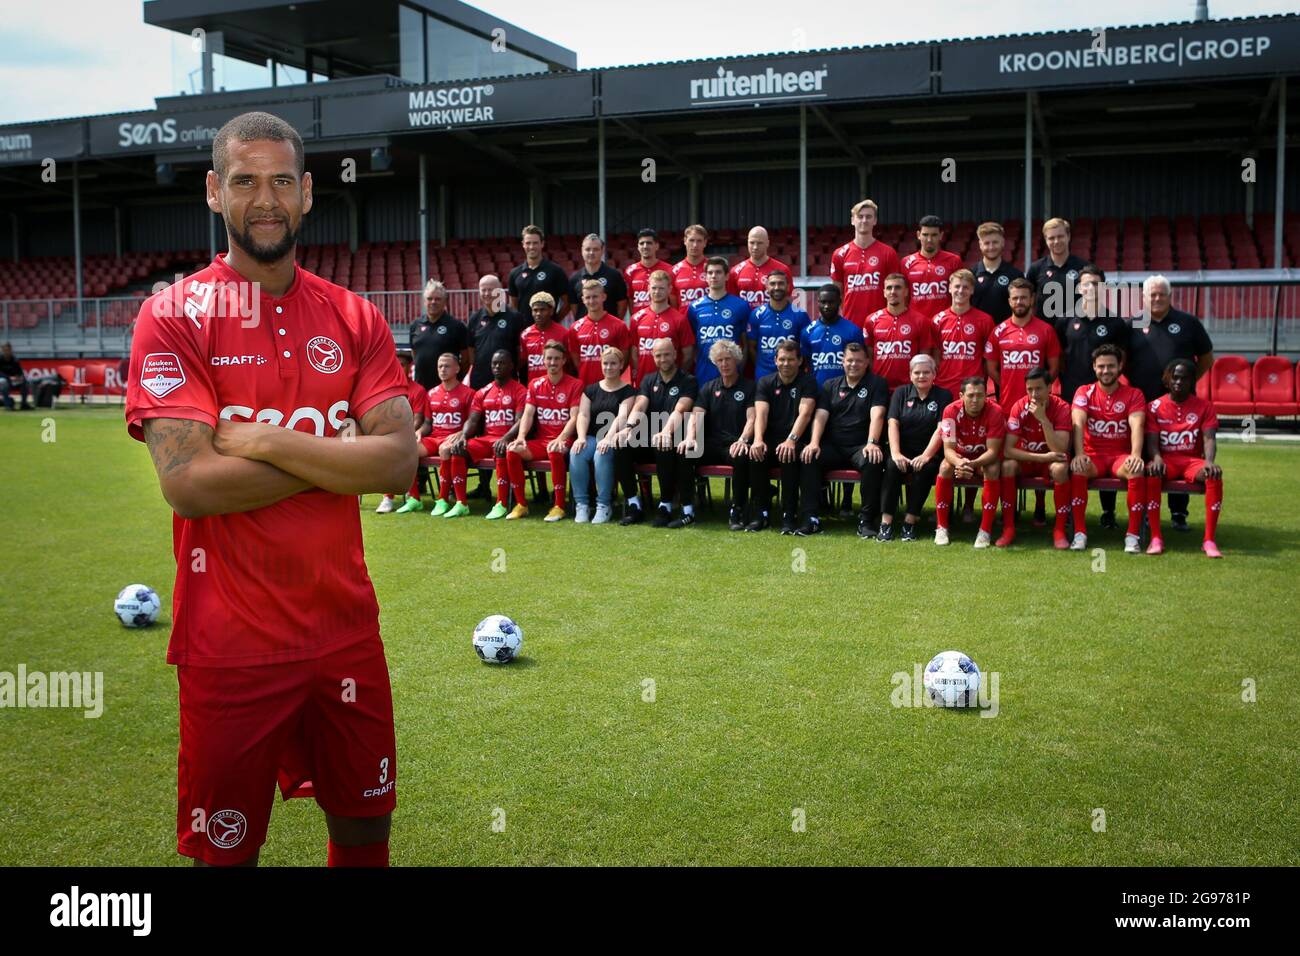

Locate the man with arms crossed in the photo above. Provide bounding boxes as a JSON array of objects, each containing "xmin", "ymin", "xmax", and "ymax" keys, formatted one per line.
[{"xmin": 126, "ymin": 112, "xmax": 414, "ymax": 867}]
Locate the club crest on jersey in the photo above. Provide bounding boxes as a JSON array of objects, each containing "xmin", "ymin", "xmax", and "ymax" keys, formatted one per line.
[
  {"xmin": 436, "ymin": 325, "xmax": 446, "ymax": 334},
  {"xmin": 936, "ymin": 266, "xmax": 946, "ymax": 277},
  {"xmin": 900, "ymin": 324, "xmax": 911, "ymax": 336},
  {"xmin": 733, "ymin": 390, "xmax": 744, "ymax": 401},
  {"xmin": 556, "ymin": 392, "xmax": 567, "ymax": 403},
  {"xmin": 207, "ymin": 809, "xmax": 247, "ymax": 849},
  {"xmin": 599, "ymin": 327, "xmax": 609, "ymax": 339},
  {"xmin": 831, "ymin": 335, "xmax": 842, "ymax": 346},
  {"xmin": 536, "ymin": 271, "xmax": 547, "ymax": 281},
  {"xmin": 857, "ymin": 387, "xmax": 868, "ymax": 398},
  {"xmin": 868, "ymin": 256, "xmax": 879, "ymax": 266},
  {"xmin": 140, "ymin": 352, "xmax": 186, "ymax": 398},
  {"xmin": 1168, "ymin": 323, "xmax": 1182, "ymax": 334},
  {"xmin": 1026, "ymin": 334, "xmax": 1039, "ymax": 345},
  {"xmin": 1066, "ymin": 270, "xmax": 1078, "ymax": 280},
  {"xmin": 997, "ymin": 275, "xmax": 1009, "ymax": 286},
  {"xmin": 659, "ymin": 322, "xmax": 670, "ymax": 332},
  {"xmin": 306, "ymin": 336, "xmax": 343, "ymax": 374},
  {"xmin": 449, "ymin": 398, "xmax": 460, "ymax": 408},
  {"xmin": 502, "ymin": 394, "xmax": 512, "ymax": 405},
  {"xmin": 927, "ymin": 401, "xmax": 938, "ymax": 411},
  {"xmin": 1097, "ymin": 325, "xmax": 1108, "ymax": 337},
  {"xmin": 964, "ymin": 323, "xmax": 975, "ymax": 335},
  {"xmin": 1113, "ymin": 401, "xmax": 1127, "ymax": 413},
  {"xmin": 782, "ymin": 320, "xmax": 792, "ymax": 329},
  {"xmin": 1186, "ymin": 412, "xmax": 1199, "ymax": 424},
  {"xmin": 497, "ymin": 318, "xmax": 508, "ymax": 328}
]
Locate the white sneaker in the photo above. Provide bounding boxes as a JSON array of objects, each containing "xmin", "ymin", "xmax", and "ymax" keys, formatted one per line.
[
  {"xmin": 973, "ymin": 529, "xmax": 992, "ymax": 549},
  {"xmin": 934, "ymin": 527, "xmax": 950, "ymax": 546},
  {"xmin": 375, "ymin": 496, "xmax": 395, "ymax": 514},
  {"xmin": 592, "ymin": 504, "xmax": 612, "ymax": 525},
  {"xmin": 1124, "ymin": 533, "xmax": 1141, "ymax": 554},
  {"xmin": 574, "ymin": 504, "xmax": 591, "ymax": 524},
  {"xmin": 1070, "ymin": 531, "xmax": 1088, "ymax": 551}
]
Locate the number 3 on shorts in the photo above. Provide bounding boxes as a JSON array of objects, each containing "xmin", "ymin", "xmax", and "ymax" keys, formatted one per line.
[{"xmin": 379, "ymin": 757, "xmax": 389, "ymax": 785}]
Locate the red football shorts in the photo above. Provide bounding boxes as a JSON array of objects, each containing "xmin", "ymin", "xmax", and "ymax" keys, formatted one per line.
[
  {"xmin": 1087, "ymin": 451, "xmax": 1132, "ymax": 477},
  {"xmin": 1160, "ymin": 454, "xmax": 1207, "ymax": 483},
  {"xmin": 465, "ymin": 436, "xmax": 500, "ymax": 464},
  {"xmin": 1015, "ymin": 460, "xmax": 1057, "ymax": 480},
  {"xmin": 515, "ymin": 438, "xmax": 555, "ymax": 460},
  {"xmin": 420, "ymin": 432, "xmax": 459, "ymax": 457},
  {"xmin": 176, "ymin": 634, "xmax": 397, "ymax": 865}
]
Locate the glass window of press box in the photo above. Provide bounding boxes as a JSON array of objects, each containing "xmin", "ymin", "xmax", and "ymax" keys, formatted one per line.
[{"xmin": 400, "ymin": 3, "xmax": 550, "ymax": 84}]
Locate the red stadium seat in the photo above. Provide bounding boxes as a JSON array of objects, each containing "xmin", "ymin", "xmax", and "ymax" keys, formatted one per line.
[
  {"xmin": 1251, "ymin": 356, "xmax": 1297, "ymax": 417},
  {"xmin": 1195, "ymin": 367, "xmax": 1212, "ymax": 401},
  {"xmin": 1210, "ymin": 356, "xmax": 1254, "ymax": 416}
]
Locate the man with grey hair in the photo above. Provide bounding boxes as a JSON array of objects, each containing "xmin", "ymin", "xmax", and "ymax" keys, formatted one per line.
[
  {"xmin": 410, "ymin": 278, "xmax": 468, "ymax": 389},
  {"xmin": 688, "ymin": 338, "xmax": 757, "ymax": 530},
  {"xmin": 569, "ymin": 233, "xmax": 628, "ymax": 321},
  {"xmin": 1127, "ymin": 273, "xmax": 1214, "ymax": 532}
]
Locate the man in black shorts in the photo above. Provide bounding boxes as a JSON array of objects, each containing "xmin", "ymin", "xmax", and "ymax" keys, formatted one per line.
[
  {"xmin": 622, "ymin": 338, "xmax": 699, "ymax": 528},
  {"xmin": 750, "ymin": 338, "xmax": 817, "ymax": 534}
]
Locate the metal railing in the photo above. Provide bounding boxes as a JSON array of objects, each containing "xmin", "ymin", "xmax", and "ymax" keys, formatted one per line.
[{"xmin": 3, "ymin": 272, "xmax": 1298, "ymax": 356}]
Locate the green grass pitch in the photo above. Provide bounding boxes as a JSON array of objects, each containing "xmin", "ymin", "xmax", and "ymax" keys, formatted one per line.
[{"xmin": 2, "ymin": 406, "xmax": 1297, "ymax": 866}]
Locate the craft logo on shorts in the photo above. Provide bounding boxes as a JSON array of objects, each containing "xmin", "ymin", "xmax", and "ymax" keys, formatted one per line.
[
  {"xmin": 207, "ymin": 809, "xmax": 247, "ymax": 849},
  {"xmin": 306, "ymin": 336, "xmax": 343, "ymax": 374},
  {"xmin": 140, "ymin": 352, "xmax": 186, "ymax": 398}
]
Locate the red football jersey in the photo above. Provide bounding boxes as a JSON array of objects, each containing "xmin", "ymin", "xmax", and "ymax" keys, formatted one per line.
[
  {"xmin": 125, "ymin": 254, "xmax": 407, "ymax": 668},
  {"xmin": 672, "ymin": 258, "xmax": 710, "ymax": 309},
  {"xmin": 940, "ymin": 398, "xmax": 1006, "ymax": 459},
  {"xmin": 472, "ymin": 378, "xmax": 529, "ymax": 440},
  {"xmin": 426, "ymin": 381, "xmax": 476, "ymax": 439},
  {"xmin": 570, "ymin": 314, "xmax": 633, "ymax": 386},
  {"xmin": 631, "ymin": 305, "xmax": 694, "ymax": 385},
  {"xmin": 518, "ymin": 323, "xmax": 573, "ymax": 381},
  {"xmin": 933, "ymin": 306, "xmax": 995, "ymax": 394},
  {"xmin": 830, "ymin": 239, "xmax": 900, "ymax": 328},
  {"xmin": 865, "ymin": 307, "xmax": 935, "ymax": 390},
  {"xmin": 405, "ymin": 379, "xmax": 430, "ymax": 421},
  {"xmin": 625, "ymin": 259, "xmax": 676, "ymax": 312},
  {"xmin": 901, "ymin": 250, "xmax": 964, "ymax": 319},
  {"xmin": 526, "ymin": 373, "xmax": 583, "ymax": 441},
  {"xmin": 1149, "ymin": 393, "xmax": 1217, "ymax": 458},
  {"xmin": 1005, "ymin": 393, "xmax": 1073, "ymax": 453},
  {"xmin": 985, "ymin": 316, "xmax": 1060, "ymax": 404},
  {"xmin": 726, "ymin": 257, "xmax": 792, "ymax": 309},
  {"xmin": 1073, "ymin": 382, "xmax": 1146, "ymax": 456}
]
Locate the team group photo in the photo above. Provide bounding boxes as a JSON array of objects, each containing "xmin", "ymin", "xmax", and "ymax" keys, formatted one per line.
[{"xmin": 0, "ymin": 0, "xmax": 1297, "ymax": 915}]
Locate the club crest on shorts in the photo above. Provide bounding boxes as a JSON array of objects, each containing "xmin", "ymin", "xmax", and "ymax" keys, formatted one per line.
[
  {"xmin": 306, "ymin": 336, "xmax": 343, "ymax": 374},
  {"xmin": 207, "ymin": 809, "xmax": 247, "ymax": 849}
]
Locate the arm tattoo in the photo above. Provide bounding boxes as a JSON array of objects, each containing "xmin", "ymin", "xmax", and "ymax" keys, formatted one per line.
[
  {"xmin": 143, "ymin": 418, "xmax": 210, "ymax": 478},
  {"xmin": 360, "ymin": 396, "xmax": 413, "ymax": 436}
]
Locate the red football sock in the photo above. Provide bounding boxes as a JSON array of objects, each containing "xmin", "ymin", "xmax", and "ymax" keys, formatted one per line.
[
  {"xmin": 494, "ymin": 456, "xmax": 510, "ymax": 504},
  {"xmin": 406, "ymin": 476, "xmax": 420, "ymax": 499},
  {"xmin": 1000, "ymin": 476, "xmax": 1017, "ymax": 532},
  {"xmin": 1204, "ymin": 477, "xmax": 1223, "ymax": 541},
  {"xmin": 1070, "ymin": 473, "xmax": 1088, "ymax": 534},
  {"xmin": 1145, "ymin": 475, "xmax": 1164, "ymax": 539},
  {"xmin": 450, "ymin": 456, "xmax": 468, "ymax": 504},
  {"xmin": 506, "ymin": 452, "xmax": 527, "ymax": 505},
  {"xmin": 979, "ymin": 479, "xmax": 998, "ymax": 534},
  {"xmin": 437, "ymin": 459, "xmax": 452, "ymax": 500},
  {"xmin": 549, "ymin": 451, "xmax": 568, "ymax": 509},
  {"xmin": 1126, "ymin": 477, "xmax": 1144, "ymax": 535},
  {"xmin": 327, "ymin": 839, "xmax": 389, "ymax": 868},
  {"xmin": 935, "ymin": 475, "xmax": 953, "ymax": 530},
  {"xmin": 1052, "ymin": 481, "xmax": 1070, "ymax": 536}
]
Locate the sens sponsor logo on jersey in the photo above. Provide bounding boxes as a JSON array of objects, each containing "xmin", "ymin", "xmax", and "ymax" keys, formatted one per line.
[
  {"xmin": 140, "ymin": 352, "xmax": 186, "ymax": 398},
  {"xmin": 1089, "ymin": 419, "xmax": 1128, "ymax": 437},
  {"xmin": 845, "ymin": 272, "xmax": 880, "ymax": 291},
  {"xmin": 535, "ymin": 406, "xmax": 570, "ymax": 424},
  {"xmin": 877, "ymin": 340, "xmax": 913, "ymax": 357},
  {"xmin": 1002, "ymin": 349, "xmax": 1042, "ymax": 367},
  {"xmin": 912, "ymin": 281, "xmax": 946, "ymax": 297},
  {"xmin": 943, "ymin": 341, "xmax": 978, "ymax": 359},
  {"xmin": 221, "ymin": 400, "xmax": 350, "ymax": 436},
  {"xmin": 306, "ymin": 336, "xmax": 343, "ymax": 374}
]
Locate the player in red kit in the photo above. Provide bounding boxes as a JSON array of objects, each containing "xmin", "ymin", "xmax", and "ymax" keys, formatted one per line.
[
  {"xmin": 1069, "ymin": 344, "xmax": 1147, "ymax": 553},
  {"xmin": 570, "ymin": 279, "xmax": 633, "ymax": 385},
  {"xmin": 376, "ymin": 349, "xmax": 430, "ymax": 513},
  {"xmin": 631, "ymin": 270, "xmax": 694, "ymax": 386},
  {"xmin": 420, "ymin": 351, "xmax": 477, "ymax": 517},
  {"xmin": 831, "ymin": 199, "xmax": 900, "ymax": 328},
  {"xmin": 934, "ymin": 377, "xmax": 1006, "ymax": 548},
  {"xmin": 865, "ymin": 273, "xmax": 937, "ymax": 390},
  {"xmin": 1144, "ymin": 358, "xmax": 1224, "ymax": 558},
  {"xmin": 672, "ymin": 224, "xmax": 711, "ymax": 308},
  {"xmin": 518, "ymin": 291, "xmax": 574, "ymax": 382},
  {"xmin": 727, "ymin": 226, "xmax": 792, "ymax": 309},
  {"xmin": 457, "ymin": 349, "xmax": 529, "ymax": 520},
  {"xmin": 505, "ymin": 340, "xmax": 582, "ymax": 521},
  {"xmin": 932, "ymin": 268, "xmax": 994, "ymax": 395},
  {"xmin": 126, "ymin": 113, "xmax": 414, "ymax": 867},
  {"xmin": 901, "ymin": 215, "xmax": 964, "ymax": 319},
  {"xmin": 625, "ymin": 228, "xmax": 677, "ymax": 312},
  {"xmin": 1004, "ymin": 367, "xmax": 1074, "ymax": 548}
]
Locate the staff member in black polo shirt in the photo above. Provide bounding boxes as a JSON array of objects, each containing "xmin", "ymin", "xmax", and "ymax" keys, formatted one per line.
[
  {"xmin": 0, "ymin": 343, "xmax": 31, "ymax": 410},
  {"xmin": 689, "ymin": 339, "xmax": 756, "ymax": 531},
  {"xmin": 410, "ymin": 279, "xmax": 469, "ymax": 389},
  {"xmin": 508, "ymin": 225, "xmax": 571, "ymax": 323},
  {"xmin": 882, "ymin": 354, "xmax": 950, "ymax": 541},
  {"xmin": 750, "ymin": 338, "xmax": 817, "ymax": 534},
  {"xmin": 569, "ymin": 233, "xmax": 629, "ymax": 321},
  {"xmin": 1026, "ymin": 217, "xmax": 1091, "ymax": 325},
  {"xmin": 970, "ymin": 221, "xmax": 1023, "ymax": 323},
  {"xmin": 799, "ymin": 341, "xmax": 889, "ymax": 538},
  {"xmin": 622, "ymin": 338, "xmax": 699, "ymax": 528},
  {"xmin": 1129, "ymin": 273, "xmax": 1214, "ymax": 532},
  {"xmin": 466, "ymin": 274, "xmax": 529, "ymax": 389}
]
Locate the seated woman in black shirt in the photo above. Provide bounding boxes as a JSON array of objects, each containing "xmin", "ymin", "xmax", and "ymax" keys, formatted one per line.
[{"xmin": 569, "ymin": 346, "xmax": 638, "ymax": 524}]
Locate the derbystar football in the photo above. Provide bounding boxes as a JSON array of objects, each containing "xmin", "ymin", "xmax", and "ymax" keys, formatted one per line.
[
  {"xmin": 473, "ymin": 615, "xmax": 523, "ymax": 664},
  {"xmin": 923, "ymin": 650, "xmax": 980, "ymax": 707},
  {"xmin": 114, "ymin": 584, "xmax": 161, "ymax": 628}
]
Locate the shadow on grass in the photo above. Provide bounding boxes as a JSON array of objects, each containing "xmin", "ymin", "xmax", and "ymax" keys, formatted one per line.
[{"xmin": 476, "ymin": 655, "xmax": 539, "ymax": 671}]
